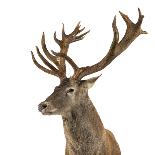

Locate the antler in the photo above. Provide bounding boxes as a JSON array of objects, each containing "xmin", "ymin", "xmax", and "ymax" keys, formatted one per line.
[
  {"xmin": 55, "ymin": 8, "xmax": 147, "ymax": 80},
  {"xmin": 74, "ymin": 8, "xmax": 147, "ymax": 80},
  {"xmin": 31, "ymin": 9, "xmax": 147, "ymax": 81},
  {"xmin": 31, "ymin": 22, "xmax": 90, "ymax": 81}
]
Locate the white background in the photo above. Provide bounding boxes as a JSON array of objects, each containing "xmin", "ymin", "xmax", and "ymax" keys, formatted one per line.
[{"xmin": 0, "ymin": 0, "xmax": 154, "ymax": 155}]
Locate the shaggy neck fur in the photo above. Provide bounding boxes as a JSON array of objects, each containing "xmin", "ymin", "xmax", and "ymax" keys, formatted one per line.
[{"xmin": 62, "ymin": 96, "xmax": 106, "ymax": 155}]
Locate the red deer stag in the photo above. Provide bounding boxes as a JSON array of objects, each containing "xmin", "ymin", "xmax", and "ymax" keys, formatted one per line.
[{"xmin": 31, "ymin": 9, "xmax": 147, "ymax": 155}]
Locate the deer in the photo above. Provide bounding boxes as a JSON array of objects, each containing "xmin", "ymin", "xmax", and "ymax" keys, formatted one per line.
[{"xmin": 31, "ymin": 8, "xmax": 147, "ymax": 155}]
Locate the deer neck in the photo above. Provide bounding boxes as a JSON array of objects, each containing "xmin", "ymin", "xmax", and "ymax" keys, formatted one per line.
[{"xmin": 62, "ymin": 97, "xmax": 105, "ymax": 152}]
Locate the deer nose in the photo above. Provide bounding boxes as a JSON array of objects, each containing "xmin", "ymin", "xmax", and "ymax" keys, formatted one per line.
[{"xmin": 38, "ymin": 102, "xmax": 47, "ymax": 112}]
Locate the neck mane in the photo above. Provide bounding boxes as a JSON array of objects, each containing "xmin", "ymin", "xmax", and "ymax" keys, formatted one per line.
[{"xmin": 62, "ymin": 97, "xmax": 105, "ymax": 154}]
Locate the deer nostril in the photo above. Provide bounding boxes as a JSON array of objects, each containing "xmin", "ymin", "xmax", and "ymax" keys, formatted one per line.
[
  {"xmin": 42, "ymin": 104, "xmax": 47, "ymax": 109},
  {"xmin": 38, "ymin": 103, "xmax": 47, "ymax": 112}
]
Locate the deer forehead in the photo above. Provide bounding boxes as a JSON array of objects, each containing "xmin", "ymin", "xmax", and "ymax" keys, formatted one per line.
[{"xmin": 57, "ymin": 79, "xmax": 79, "ymax": 89}]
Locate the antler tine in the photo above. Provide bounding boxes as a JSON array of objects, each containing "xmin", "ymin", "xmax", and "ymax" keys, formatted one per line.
[
  {"xmin": 71, "ymin": 30, "xmax": 90, "ymax": 43},
  {"xmin": 62, "ymin": 23, "xmax": 66, "ymax": 38},
  {"xmin": 136, "ymin": 8, "xmax": 143, "ymax": 25},
  {"xmin": 35, "ymin": 46, "xmax": 59, "ymax": 73},
  {"xmin": 54, "ymin": 32, "xmax": 61, "ymax": 47},
  {"xmin": 41, "ymin": 32, "xmax": 59, "ymax": 67},
  {"xmin": 137, "ymin": 8, "xmax": 147, "ymax": 34},
  {"xmin": 70, "ymin": 22, "xmax": 86, "ymax": 36},
  {"xmin": 31, "ymin": 51, "xmax": 59, "ymax": 77},
  {"xmin": 72, "ymin": 8, "xmax": 147, "ymax": 80},
  {"xmin": 51, "ymin": 51, "xmax": 79, "ymax": 71},
  {"xmin": 53, "ymin": 22, "xmax": 90, "ymax": 49},
  {"xmin": 110, "ymin": 16, "xmax": 119, "ymax": 51}
]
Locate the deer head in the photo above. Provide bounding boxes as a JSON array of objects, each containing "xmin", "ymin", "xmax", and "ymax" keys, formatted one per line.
[{"xmin": 31, "ymin": 9, "xmax": 147, "ymax": 116}]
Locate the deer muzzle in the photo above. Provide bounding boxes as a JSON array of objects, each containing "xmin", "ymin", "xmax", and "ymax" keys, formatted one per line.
[
  {"xmin": 38, "ymin": 102, "xmax": 58, "ymax": 115},
  {"xmin": 38, "ymin": 102, "xmax": 47, "ymax": 112}
]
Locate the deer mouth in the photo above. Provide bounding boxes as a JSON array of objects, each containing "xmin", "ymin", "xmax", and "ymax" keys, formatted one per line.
[
  {"xmin": 41, "ymin": 108, "xmax": 58, "ymax": 115},
  {"xmin": 41, "ymin": 109, "xmax": 53, "ymax": 115}
]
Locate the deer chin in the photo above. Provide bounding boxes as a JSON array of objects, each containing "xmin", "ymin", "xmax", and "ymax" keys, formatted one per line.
[{"xmin": 41, "ymin": 108, "xmax": 58, "ymax": 115}]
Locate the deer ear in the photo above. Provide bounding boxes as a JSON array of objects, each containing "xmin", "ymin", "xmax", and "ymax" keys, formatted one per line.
[{"xmin": 81, "ymin": 75, "xmax": 101, "ymax": 89}]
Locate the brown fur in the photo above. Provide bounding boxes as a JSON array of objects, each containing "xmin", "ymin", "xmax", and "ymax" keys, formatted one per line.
[
  {"xmin": 63, "ymin": 100, "xmax": 121, "ymax": 155},
  {"xmin": 38, "ymin": 78, "xmax": 121, "ymax": 155}
]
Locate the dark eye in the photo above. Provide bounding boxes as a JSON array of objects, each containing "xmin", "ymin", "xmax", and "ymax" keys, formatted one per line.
[{"xmin": 67, "ymin": 88, "xmax": 74, "ymax": 94}]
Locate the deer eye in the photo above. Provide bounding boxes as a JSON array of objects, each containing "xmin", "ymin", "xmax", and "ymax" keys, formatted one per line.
[{"xmin": 66, "ymin": 88, "xmax": 74, "ymax": 94}]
